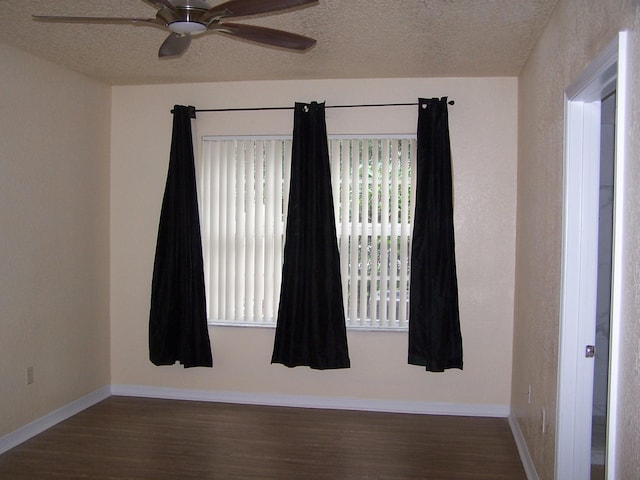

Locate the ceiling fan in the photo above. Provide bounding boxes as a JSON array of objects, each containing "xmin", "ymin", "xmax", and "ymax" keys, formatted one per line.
[{"xmin": 33, "ymin": 0, "xmax": 318, "ymax": 58}]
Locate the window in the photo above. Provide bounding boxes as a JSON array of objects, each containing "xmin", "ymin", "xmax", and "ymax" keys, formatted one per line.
[{"xmin": 198, "ymin": 135, "xmax": 416, "ymax": 330}]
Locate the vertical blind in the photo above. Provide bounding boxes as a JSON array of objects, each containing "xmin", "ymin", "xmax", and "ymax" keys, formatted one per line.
[
  {"xmin": 199, "ymin": 136, "xmax": 415, "ymax": 329},
  {"xmin": 199, "ymin": 137, "xmax": 291, "ymax": 325},
  {"xmin": 330, "ymin": 137, "xmax": 416, "ymax": 328}
]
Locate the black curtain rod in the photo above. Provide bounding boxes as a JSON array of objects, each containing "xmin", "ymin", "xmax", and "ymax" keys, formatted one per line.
[{"xmin": 173, "ymin": 100, "xmax": 455, "ymax": 115}]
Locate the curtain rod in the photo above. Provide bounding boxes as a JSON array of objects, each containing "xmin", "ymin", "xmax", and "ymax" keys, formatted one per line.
[{"xmin": 173, "ymin": 100, "xmax": 455, "ymax": 115}]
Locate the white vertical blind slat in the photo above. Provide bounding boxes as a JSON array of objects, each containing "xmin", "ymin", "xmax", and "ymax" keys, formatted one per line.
[
  {"xmin": 337, "ymin": 140, "xmax": 350, "ymax": 323},
  {"xmin": 349, "ymin": 140, "xmax": 360, "ymax": 326},
  {"xmin": 209, "ymin": 141, "xmax": 221, "ymax": 321},
  {"xmin": 379, "ymin": 139, "xmax": 390, "ymax": 327},
  {"xmin": 330, "ymin": 140, "xmax": 347, "ymax": 320},
  {"xmin": 245, "ymin": 142, "xmax": 256, "ymax": 323},
  {"xmin": 389, "ymin": 140, "xmax": 400, "ymax": 327},
  {"xmin": 264, "ymin": 141, "xmax": 276, "ymax": 322},
  {"xmin": 235, "ymin": 141, "xmax": 246, "ymax": 321},
  {"xmin": 225, "ymin": 141, "xmax": 236, "ymax": 320},
  {"xmin": 358, "ymin": 140, "xmax": 368, "ymax": 325},
  {"xmin": 254, "ymin": 140, "xmax": 265, "ymax": 322},
  {"xmin": 271, "ymin": 141, "xmax": 283, "ymax": 323},
  {"xmin": 398, "ymin": 139, "xmax": 411, "ymax": 326},
  {"xmin": 369, "ymin": 140, "xmax": 380, "ymax": 326}
]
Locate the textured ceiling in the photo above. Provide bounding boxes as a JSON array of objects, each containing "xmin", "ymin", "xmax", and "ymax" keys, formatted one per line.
[{"xmin": 0, "ymin": 0, "xmax": 559, "ymax": 85}]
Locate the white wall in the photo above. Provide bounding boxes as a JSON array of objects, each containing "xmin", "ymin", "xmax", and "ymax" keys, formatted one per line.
[
  {"xmin": 0, "ymin": 43, "xmax": 111, "ymax": 436},
  {"xmin": 513, "ymin": 0, "xmax": 640, "ymax": 478},
  {"xmin": 111, "ymin": 77, "xmax": 518, "ymax": 410}
]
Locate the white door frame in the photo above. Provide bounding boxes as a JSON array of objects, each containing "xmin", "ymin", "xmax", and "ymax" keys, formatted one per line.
[{"xmin": 556, "ymin": 32, "xmax": 627, "ymax": 480}]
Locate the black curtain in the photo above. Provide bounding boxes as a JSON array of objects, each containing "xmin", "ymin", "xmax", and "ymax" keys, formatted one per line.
[
  {"xmin": 149, "ymin": 105, "xmax": 213, "ymax": 368},
  {"xmin": 271, "ymin": 102, "xmax": 350, "ymax": 370},
  {"xmin": 408, "ymin": 97, "xmax": 463, "ymax": 372}
]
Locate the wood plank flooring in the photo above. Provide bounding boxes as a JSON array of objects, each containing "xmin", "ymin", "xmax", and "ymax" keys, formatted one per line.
[{"xmin": 0, "ymin": 396, "xmax": 527, "ymax": 479}]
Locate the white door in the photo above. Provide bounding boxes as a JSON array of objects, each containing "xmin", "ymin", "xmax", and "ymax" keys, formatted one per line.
[{"xmin": 556, "ymin": 32, "xmax": 628, "ymax": 480}]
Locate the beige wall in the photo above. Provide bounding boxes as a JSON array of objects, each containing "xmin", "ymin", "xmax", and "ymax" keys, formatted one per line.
[
  {"xmin": 513, "ymin": 0, "xmax": 640, "ymax": 478},
  {"xmin": 110, "ymin": 77, "xmax": 518, "ymax": 408},
  {"xmin": 0, "ymin": 44, "xmax": 111, "ymax": 436}
]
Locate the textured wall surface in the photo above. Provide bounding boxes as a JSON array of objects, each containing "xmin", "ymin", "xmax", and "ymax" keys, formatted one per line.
[
  {"xmin": 110, "ymin": 77, "xmax": 518, "ymax": 409},
  {"xmin": 616, "ymin": 7, "xmax": 640, "ymax": 478},
  {"xmin": 0, "ymin": 44, "xmax": 111, "ymax": 436},
  {"xmin": 513, "ymin": 0, "xmax": 640, "ymax": 478}
]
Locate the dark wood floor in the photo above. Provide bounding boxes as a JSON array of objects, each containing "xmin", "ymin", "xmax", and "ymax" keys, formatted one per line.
[{"xmin": 0, "ymin": 396, "xmax": 527, "ymax": 479}]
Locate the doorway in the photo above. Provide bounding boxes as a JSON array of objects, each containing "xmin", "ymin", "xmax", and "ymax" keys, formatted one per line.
[
  {"xmin": 590, "ymin": 90, "xmax": 616, "ymax": 480},
  {"xmin": 556, "ymin": 32, "xmax": 628, "ymax": 480}
]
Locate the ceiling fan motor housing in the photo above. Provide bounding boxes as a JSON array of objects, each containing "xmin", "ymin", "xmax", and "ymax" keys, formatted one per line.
[{"xmin": 160, "ymin": 0, "xmax": 211, "ymax": 35}]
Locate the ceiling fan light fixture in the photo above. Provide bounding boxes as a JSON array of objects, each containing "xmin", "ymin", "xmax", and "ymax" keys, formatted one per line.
[{"xmin": 168, "ymin": 21, "xmax": 207, "ymax": 35}]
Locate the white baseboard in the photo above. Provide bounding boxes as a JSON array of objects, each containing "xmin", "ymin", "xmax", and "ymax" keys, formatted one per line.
[
  {"xmin": 0, "ymin": 386, "xmax": 111, "ymax": 455},
  {"xmin": 509, "ymin": 412, "xmax": 540, "ymax": 480},
  {"xmin": 110, "ymin": 384, "xmax": 510, "ymax": 418}
]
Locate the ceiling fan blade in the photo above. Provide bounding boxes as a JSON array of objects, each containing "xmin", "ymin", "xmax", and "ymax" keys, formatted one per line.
[
  {"xmin": 32, "ymin": 15, "xmax": 163, "ymax": 27},
  {"xmin": 214, "ymin": 22, "xmax": 315, "ymax": 50},
  {"xmin": 159, "ymin": 32, "xmax": 192, "ymax": 57},
  {"xmin": 200, "ymin": 0, "xmax": 316, "ymax": 24}
]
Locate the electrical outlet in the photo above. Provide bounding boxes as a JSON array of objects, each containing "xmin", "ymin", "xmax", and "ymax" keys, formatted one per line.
[
  {"xmin": 26, "ymin": 366, "xmax": 34, "ymax": 385},
  {"xmin": 527, "ymin": 385, "xmax": 532, "ymax": 404}
]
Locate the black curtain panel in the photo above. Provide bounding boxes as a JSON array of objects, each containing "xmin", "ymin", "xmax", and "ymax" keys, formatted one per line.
[
  {"xmin": 149, "ymin": 105, "xmax": 213, "ymax": 368},
  {"xmin": 408, "ymin": 97, "xmax": 463, "ymax": 372},
  {"xmin": 271, "ymin": 102, "xmax": 350, "ymax": 370}
]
